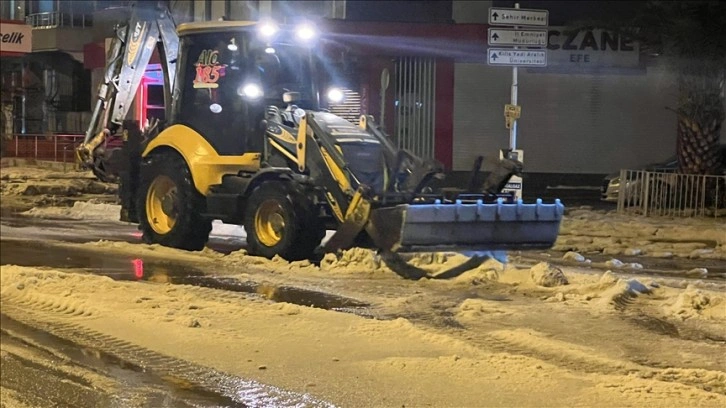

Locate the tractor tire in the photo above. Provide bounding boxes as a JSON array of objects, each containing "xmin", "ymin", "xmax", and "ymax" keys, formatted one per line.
[
  {"xmin": 244, "ymin": 180, "xmax": 324, "ymax": 261},
  {"xmin": 136, "ymin": 152, "xmax": 212, "ymax": 251}
]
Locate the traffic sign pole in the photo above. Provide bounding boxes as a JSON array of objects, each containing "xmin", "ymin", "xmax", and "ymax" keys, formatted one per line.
[
  {"xmin": 508, "ymin": 19, "xmax": 522, "ymax": 201},
  {"xmin": 510, "ymin": 3, "xmax": 519, "ymax": 151},
  {"xmin": 488, "ymin": 3, "xmax": 549, "ymax": 200}
]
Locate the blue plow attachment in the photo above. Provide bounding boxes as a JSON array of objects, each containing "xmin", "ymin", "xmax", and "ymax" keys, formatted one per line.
[{"xmin": 367, "ymin": 198, "xmax": 565, "ymax": 253}]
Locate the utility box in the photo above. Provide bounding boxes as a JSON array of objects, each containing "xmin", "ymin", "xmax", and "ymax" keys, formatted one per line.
[{"xmin": 500, "ymin": 149, "xmax": 523, "ymax": 200}]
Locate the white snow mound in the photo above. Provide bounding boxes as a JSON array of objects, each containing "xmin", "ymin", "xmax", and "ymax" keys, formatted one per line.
[
  {"xmin": 665, "ymin": 285, "xmax": 725, "ymax": 321},
  {"xmin": 595, "ymin": 278, "xmax": 651, "ymax": 308},
  {"xmin": 529, "ymin": 262, "xmax": 568, "ymax": 287},
  {"xmin": 605, "ymin": 259, "xmax": 624, "ymax": 268},
  {"xmin": 453, "ymin": 258, "xmax": 504, "ymax": 285},
  {"xmin": 22, "ymin": 201, "xmax": 122, "ymax": 221},
  {"xmin": 562, "ymin": 251, "xmax": 586, "ymax": 262},
  {"xmin": 321, "ymin": 248, "xmax": 386, "ymax": 274},
  {"xmin": 686, "ymin": 268, "xmax": 708, "ymax": 278}
]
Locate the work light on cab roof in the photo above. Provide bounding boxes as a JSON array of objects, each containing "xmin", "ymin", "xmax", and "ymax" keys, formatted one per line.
[
  {"xmin": 258, "ymin": 20, "xmax": 279, "ymax": 38},
  {"xmin": 257, "ymin": 19, "xmax": 317, "ymax": 45},
  {"xmin": 327, "ymin": 87, "xmax": 345, "ymax": 104},
  {"xmin": 295, "ymin": 23, "xmax": 317, "ymax": 42}
]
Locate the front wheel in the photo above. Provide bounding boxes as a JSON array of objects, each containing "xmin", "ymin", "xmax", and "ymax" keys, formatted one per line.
[
  {"xmin": 244, "ymin": 181, "xmax": 324, "ymax": 261},
  {"xmin": 136, "ymin": 152, "xmax": 211, "ymax": 250}
]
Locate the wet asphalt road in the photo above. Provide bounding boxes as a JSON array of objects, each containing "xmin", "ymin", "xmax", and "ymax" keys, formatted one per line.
[
  {"xmin": 0, "ymin": 314, "xmax": 238, "ymax": 408},
  {"xmin": 0, "ymin": 218, "xmax": 347, "ymax": 408},
  {"xmin": 2, "ymin": 213, "xmax": 723, "ymax": 281},
  {"xmin": 0, "ymin": 214, "xmax": 248, "ymax": 254},
  {"xmin": 0, "ymin": 217, "xmax": 343, "ymax": 407}
]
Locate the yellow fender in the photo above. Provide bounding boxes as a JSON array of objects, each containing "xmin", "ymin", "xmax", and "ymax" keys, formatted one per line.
[{"xmin": 142, "ymin": 124, "xmax": 261, "ymax": 195}]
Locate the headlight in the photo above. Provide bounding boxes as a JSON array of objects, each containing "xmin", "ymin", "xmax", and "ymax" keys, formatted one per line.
[
  {"xmin": 295, "ymin": 23, "xmax": 316, "ymax": 42},
  {"xmin": 258, "ymin": 21, "xmax": 278, "ymax": 38},
  {"xmin": 238, "ymin": 83, "xmax": 264, "ymax": 100},
  {"xmin": 327, "ymin": 87, "xmax": 345, "ymax": 104}
]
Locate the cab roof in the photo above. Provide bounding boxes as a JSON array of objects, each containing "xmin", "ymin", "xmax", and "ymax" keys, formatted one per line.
[{"xmin": 177, "ymin": 21, "xmax": 258, "ymax": 36}]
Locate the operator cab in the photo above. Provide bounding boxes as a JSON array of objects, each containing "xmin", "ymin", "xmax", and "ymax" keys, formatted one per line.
[{"xmin": 172, "ymin": 21, "xmax": 321, "ymax": 157}]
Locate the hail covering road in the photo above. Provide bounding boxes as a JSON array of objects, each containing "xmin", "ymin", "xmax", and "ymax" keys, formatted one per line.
[{"xmin": 1, "ymin": 163, "xmax": 725, "ymax": 407}]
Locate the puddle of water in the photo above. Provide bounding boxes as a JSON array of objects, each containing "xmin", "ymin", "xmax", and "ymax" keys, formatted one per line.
[
  {"xmin": 0, "ymin": 239, "xmax": 145, "ymax": 280},
  {"xmin": 159, "ymin": 275, "xmax": 370, "ymax": 311},
  {"xmin": 1, "ymin": 214, "xmax": 246, "ymax": 254},
  {"xmin": 0, "ymin": 239, "xmax": 371, "ymax": 314}
]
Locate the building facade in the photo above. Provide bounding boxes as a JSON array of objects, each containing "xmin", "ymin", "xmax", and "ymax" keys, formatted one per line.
[{"xmin": 5, "ymin": 0, "xmax": 719, "ymax": 178}]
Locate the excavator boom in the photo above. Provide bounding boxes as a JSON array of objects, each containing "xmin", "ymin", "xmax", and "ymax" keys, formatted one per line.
[{"xmin": 76, "ymin": 1, "xmax": 178, "ymax": 181}]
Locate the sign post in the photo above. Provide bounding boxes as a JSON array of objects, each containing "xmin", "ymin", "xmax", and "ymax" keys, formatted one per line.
[{"xmin": 488, "ymin": 3, "xmax": 549, "ymax": 200}]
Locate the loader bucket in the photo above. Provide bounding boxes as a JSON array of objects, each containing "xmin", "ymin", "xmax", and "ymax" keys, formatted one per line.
[{"xmin": 367, "ymin": 198, "xmax": 565, "ymax": 253}]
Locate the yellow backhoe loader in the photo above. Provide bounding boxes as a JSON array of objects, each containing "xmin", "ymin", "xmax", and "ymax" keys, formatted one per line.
[{"xmin": 76, "ymin": 1, "xmax": 564, "ymax": 279}]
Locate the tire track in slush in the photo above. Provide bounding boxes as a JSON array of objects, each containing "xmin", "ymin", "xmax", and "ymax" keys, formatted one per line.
[
  {"xmin": 404, "ymin": 307, "xmax": 726, "ymax": 397},
  {"xmin": 2, "ymin": 237, "xmax": 724, "ymax": 399},
  {"xmin": 181, "ymin": 259, "xmax": 726, "ymax": 398},
  {"xmin": 0, "ymin": 302, "xmax": 335, "ymax": 408}
]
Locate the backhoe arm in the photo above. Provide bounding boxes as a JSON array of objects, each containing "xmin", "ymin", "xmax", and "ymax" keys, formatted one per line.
[{"xmin": 76, "ymin": 1, "xmax": 178, "ymax": 178}]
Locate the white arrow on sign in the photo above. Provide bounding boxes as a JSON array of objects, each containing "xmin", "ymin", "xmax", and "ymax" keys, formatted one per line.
[
  {"xmin": 489, "ymin": 7, "xmax": 549, "ymax": 27},
  {"xmin": 488, "ymin": 28, "xmax": 548, "ymax": 47},
  {"xmin": 488, "ymin": 49, "xmax": 547, "ymax": 67}
]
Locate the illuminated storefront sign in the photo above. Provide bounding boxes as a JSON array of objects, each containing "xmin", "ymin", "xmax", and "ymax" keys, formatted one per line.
[{"xmin": 0, "ymin": 21, "xmax": 32, "ymax": 54}]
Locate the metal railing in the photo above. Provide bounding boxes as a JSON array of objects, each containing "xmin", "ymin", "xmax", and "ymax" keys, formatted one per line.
[
  {"xmin": 25, "ymin": 12, "xmax": 91, "ymax": 29},
  {"xmin": 617, "ymin": 169, "xmax": 726, "ymax": 217},
  {"xmin": 394, "ymin": 57, "xmax": 436, "ymax": 160},
  {"xmin": 4, "ymin": 134, "xmax": 85, "ymax": 166}
]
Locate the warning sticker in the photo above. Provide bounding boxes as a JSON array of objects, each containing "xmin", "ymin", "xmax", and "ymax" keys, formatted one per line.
[{"xmin": 193, "ymin": 49, "xmax": 227, "ymax": 89}]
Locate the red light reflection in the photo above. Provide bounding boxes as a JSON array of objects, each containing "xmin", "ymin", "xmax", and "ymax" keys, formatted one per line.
[{"xmin": 132, "ymin": 258, "xmax": 144, "ymax": 279}]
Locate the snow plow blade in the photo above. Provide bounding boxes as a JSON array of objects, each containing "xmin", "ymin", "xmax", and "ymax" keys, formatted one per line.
[{"xmin": 367, "ymin": 198, "xmax": 565, "ymax": 253}]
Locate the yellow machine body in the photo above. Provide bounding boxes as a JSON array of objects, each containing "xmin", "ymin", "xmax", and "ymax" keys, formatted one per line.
[{"xmin": 142, "ymin": 124, "xmax": 261, "ymax": 195}]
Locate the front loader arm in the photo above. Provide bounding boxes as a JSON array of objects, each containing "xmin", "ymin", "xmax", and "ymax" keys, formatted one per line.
[
  {"xmin": 359, "ymin": 115, "xmax": 444, "ymax": 196},
  {"xmin": 297, "ymin": 112, "xmax": 563, "ymax": 272},
  {"xmin": 77, "ymin": 1, "xmax": 178, "ymax": 174},
  {"xmin": 303, "ymin": 113, "xmax": 360, "ymax": 222}
]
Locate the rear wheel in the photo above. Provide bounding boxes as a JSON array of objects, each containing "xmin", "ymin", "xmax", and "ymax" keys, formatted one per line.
[
  {"xmin": 137, "ymin": 152, "xmax": 211, "ymax": 250},
  {"xmin": 244, "ymin": 181, "xmax": 324, "ymax": 261}
]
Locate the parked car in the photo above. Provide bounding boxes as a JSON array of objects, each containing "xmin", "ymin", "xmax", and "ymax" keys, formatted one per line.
[
  {"xmin": 601, "ymin": 145, "xmax": 726, "ymax": 202},
  {"xmin": 601, "ymin": 156, "xmax": 677, "ymax": 202}
]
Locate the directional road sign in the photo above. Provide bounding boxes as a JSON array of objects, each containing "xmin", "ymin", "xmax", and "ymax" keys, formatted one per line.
[
  {"xmin": 488, "ymin": 28, "xmax": 548, "ymax": 47},
  {"xmin": 488, "ymin": 49, "xmax": 547, "ymax": 67},
  {"xmin": 489, "ymin": 8, "xmax": 549, "ymax": 27}
]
